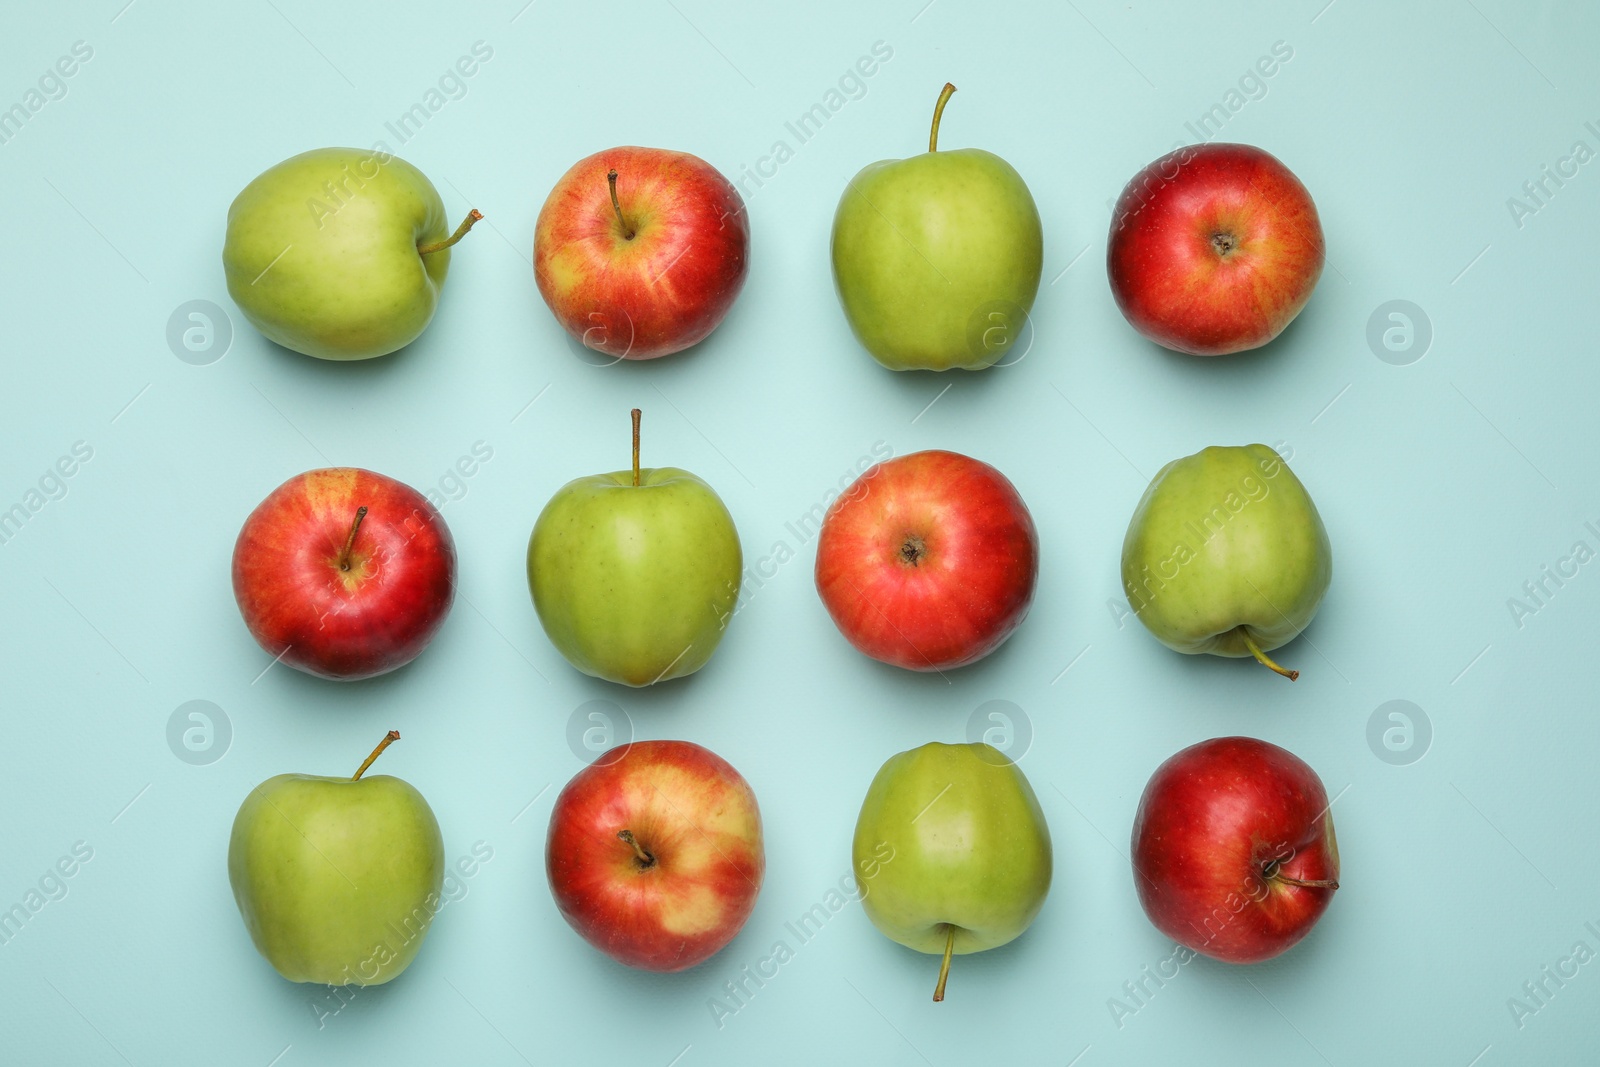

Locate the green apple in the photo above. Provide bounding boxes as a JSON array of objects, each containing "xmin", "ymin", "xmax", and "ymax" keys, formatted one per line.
[
  {"xmin": 223, "ymin": 147, "xmax": 480, "ymax": 360},
  {"xmin": 1121, "ymin": 444, "xmax": 1332, "ymax": 680},
  {"xmin": 831, "ymin": 83, "xmax": 1043, "ymax": 371},
  {"xmin": 228, "ymin": 731, "xmax": 445, "ymax": 986},
  {"xmin": 852, "ymin": 741, "xmax": 1052, "ymax": 1001},
  {"xmin": 527, "ymin": 409, "xmax": 741, "ymax": 686}
]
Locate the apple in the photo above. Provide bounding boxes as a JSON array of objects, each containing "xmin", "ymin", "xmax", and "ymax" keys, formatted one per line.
[
  {"xmin": 546, "ymin": 739, "xmax": 763, "ymax": 972},
  {"xmin": 527, "ymin": 409, "xmax": 741, "ymax": 686},
  {"xmin": 1107, "ymin": 142, "xmax": 1323, "ymax": 356},
  {"xmin": 533, "ymin": 146, "xmax": 749, "ymax": 360},
  {"xmin": 853, "ymin": 742, "xmax": 1051, "ymax": 1000},
  {"xmin": 1120, "ymin": 444, "xmax": 1330, "ymax": 680},
  {"xmin": 1131, "ymin": 736, "xmax": 1339, "ymax": 963},
  {"xmin": 831, "ymin": 83, "xmax": 1043, "ymax": 371},
  {"xmin": 814, "ymin": 449, "xmax": 1038, "ymax": 671},
  {"xmin": 229, "ymin": 731, "xmax": 446, "ymax": 985},
  {"xmin": 223, "ymin": 147, "xmax": 480, "ymax": 359},
  {"xmin": 233, "ymin": 467, "xmax": 456, "ymax": 680}
]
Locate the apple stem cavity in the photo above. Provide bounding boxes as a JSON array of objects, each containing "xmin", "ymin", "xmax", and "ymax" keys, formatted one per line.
[
  {"xmin": 352, "ymin": 730, "xmax": 401, "ymax": 780},
  {"xmin": 607, "ymin": 169, "xmax": 636, "ymax": 240},
  {"xmin": 630, "ymin": 407, "xmax": 642, "ymax": 487},
  {"xmin": 1239, "ymin": 629, "xmax": 1299, "ymax": 681},
  {"xmin": 928, "ymin": 82, "xmax": 957, "ymax": 153},
  {"xmin": 617, "ymin": 829, "xmax": 657, "ymax": 870},
  {"xmin": 338, "ymin": 506, "xmax": 369, "ymax": 572},
  {"xmin": 933, "ymin": 924, "xmax": 956, "ymax": 1002},
  {"xmin": 417, "ymin": 208, "xmax": 483, "ymax": 256}
]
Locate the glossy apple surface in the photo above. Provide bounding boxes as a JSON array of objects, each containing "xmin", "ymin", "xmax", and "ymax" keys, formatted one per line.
[
  {"xmin": 1120, "ymin": 444, "xmax": 1331, "ymax": 679},
  {"xmin": 831, "ymin": 84, "xmax": 1042, "ymax": 371},
  {"xmin": 1131, "ymin": 736, "xmax": 1339, "ymax": 963},
  {"xmin": 853, "ymin": 741, "xmax": 1051, "ymax": 1000},
  {"xmin": 1107, "ymin": 142, "xmax": 1323, "ymax": 356},
  {"xmin": 534, "ymin": 146, "xmax": 748, "ymax": 360},
  {"xmin": 528, "ymin": 411, "xmax": 740, "ymax": 686},
  {"xmin": 228, "ymin": 732, "xmax": 445, "ymax": 985},
  {"xmin": 815, "ymin": 449, "xmax": 1038, "ymax": 670},
  {"xmin": 546, "ymin": 740, "xmax": 763, "ymax": 972},
  {"xmin": 224, "ymin": 147, "xmax": 478, "ymax": 359},
  {"xmin": 232, "ymin": 467, "xmax": 456, "ymax": 680}
]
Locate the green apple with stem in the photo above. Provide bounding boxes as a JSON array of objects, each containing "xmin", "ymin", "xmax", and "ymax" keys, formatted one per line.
[
  {"xmin": 852, "ymin": 742, "xmax": 1052, "ymax": 1001},
  {"xmin": 1121, "ymin": 444, "xmax": 1332, "ymax": 680},
  {"xmin": 228, "ymin": 730, "xmax": 445, "ymax": 986},
  {"xmin": 527, "ymin": 408, "xmax": 742, "ymax": 686},
  {"xmin": 831, "ymin": 83, "xmax": 1044, "ymax": 371},
  {"xmin": 223, "ymin": 147, "xmax": 481, "ymax": 359}
]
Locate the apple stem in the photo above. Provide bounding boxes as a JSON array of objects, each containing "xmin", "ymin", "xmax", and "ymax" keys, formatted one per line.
[
  {"xmin": 1275, "ymin": 874, "xmax": 1340, "ymax": 890},
  {"xmin": 1263, "ymin": 861, "xmax": 1339, "ymax": 890},
  {"xmin": 617, "ymin": 829, "xmax": 656, "ymax": 869},
  {"xmin": 338, "ymin": 506, "xmax": 368, "ymax": 572},
  {"xmin": 417, "ymin": 209, "xmax": 483, "ymax": 255},
  {"xmin": 928, "ymin": 82, "xmax": 957, "ymax": 153},
  {"xmin": 352, "ymin": 730, "xmax": 400, "ymax": 780},
  {"xmin": 1239, "ymin": 629, "xmax": 1298, "ymax": 681},
  {"xmin": 607, "ymin": 169, "xmax": 635, "ymax": 240},
  {"xmin": 631, "ymin": 408, "xmax": 642, "ymax": 488},
  {"xmin": 933, "ymin": 925, "xmax": 955, "ymax": 1002}
]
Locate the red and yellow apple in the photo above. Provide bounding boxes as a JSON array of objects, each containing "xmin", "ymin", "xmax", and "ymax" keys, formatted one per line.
[
  {"xmin": 814, "ymin": 450, "xmax": 1038, "ymax": 671},
  {"xmin": 533, "ymin": 146, "xmax": 749, "ymax": 360},
  {"xmin": 546, "ymin": 740, "xmax": 763, "ymax": 972},
  {"xmin": 232, "ymin": 467, "xmax": 456, "ymax": 680},
  {"xmin": 1107, "ymin": 142, "xmax": 1324, "ymax": 356},
  {"xmin": 1131, "ymin": 736, "xmax": 1340, "ymax": 963}
]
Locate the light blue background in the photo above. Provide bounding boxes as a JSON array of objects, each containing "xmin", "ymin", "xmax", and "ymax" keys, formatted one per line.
[{"xmin": 2, "ymin": 0, "xmax": 1597, "ymax": 1063}]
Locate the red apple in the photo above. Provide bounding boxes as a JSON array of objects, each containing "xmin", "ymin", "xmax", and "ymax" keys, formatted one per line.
[
  {"xmin": 533, "ymin": 146, "xmax": 749, "ymax": 360},
  {"xmin": 814, "ymin": 450, "xmax": 1038, "ymax": 671},
  {"xmin": 232, "ymin": 467, "xmax": 455, "ymax": 680},
  {"xmin": 1131, "ymin": 736, "xmax": 1340, "ymax": 964},
  {"xmin": 546, "ymin": 740, "xmax": 764, "ymax": 972},
  {"xmin": 1107, "ymin": 143, "xmax": 1324, "ymax": 356}
]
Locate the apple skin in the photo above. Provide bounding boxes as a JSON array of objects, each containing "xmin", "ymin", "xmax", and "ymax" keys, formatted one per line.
[
  {"xmin": 1120, "ymin": 445, "xmax": 1330, "ymax": 668},
  {"xmin": 232, "ymin": 467, "xmax": 456, "ymax": 680},
  {"xmin": 229, "ymin": 769, "xmax": 445, "ymax": 985},
  {"xmin": 814, "ymin": 450, "xmax": 1038, "ymax": 671},
  {"xmin": 546, "ymin": 740, "xmax": 764, "ymax": 972},
  {"xmin": 223, "ymin": 147, "xmax": 458, "ymax": 359},
  {"xmin": 1131, "ymin": 736, "xmax": 1339, "ymax": 964},
  {"xmin": 853, "ymin": 742, "xmax": 1051, "ymax": 958},
  {"xmin": 831, "ymin": 143, "xmax": 1042, "ymax": 371},
  {"xmin": 527, "ymin": 466, "xmax": 741, "ymax": 686},
  {"xmin": 1107, "ymin": 142, "xmax": 1324, "ymax": 356},
  {"xmin": 534, "ymin": 146, "xmax": 749, "ymax": 360}
]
